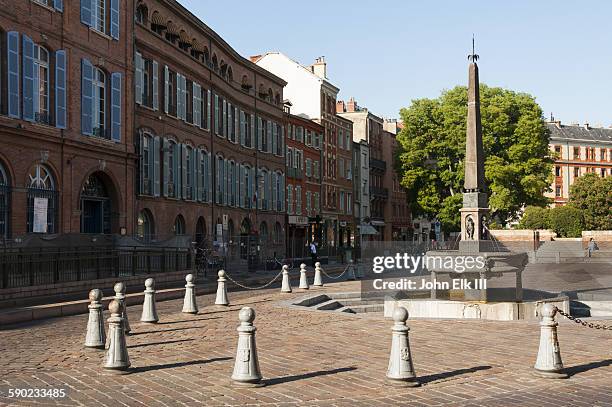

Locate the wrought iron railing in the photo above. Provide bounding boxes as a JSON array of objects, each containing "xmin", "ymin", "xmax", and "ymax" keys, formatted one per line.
[{"xmin": 0, "ymin": 246, "xmax": 193, "ymax": 289}]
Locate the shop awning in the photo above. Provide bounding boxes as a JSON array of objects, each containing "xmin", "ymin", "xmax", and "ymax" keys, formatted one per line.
[{"xmin": 359, "ymin": 224, "xmax": 379, "ymax": 235}]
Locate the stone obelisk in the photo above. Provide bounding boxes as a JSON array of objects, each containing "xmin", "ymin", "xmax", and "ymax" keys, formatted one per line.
[{"xmin": 459, "ymin": 45, "xmax": 490, "ymax": 253}]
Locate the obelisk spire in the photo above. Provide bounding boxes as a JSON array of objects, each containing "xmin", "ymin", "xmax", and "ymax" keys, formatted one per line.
[{"xmin": 464, "ymin": 38, "xmax": 486, "ymax": 193}]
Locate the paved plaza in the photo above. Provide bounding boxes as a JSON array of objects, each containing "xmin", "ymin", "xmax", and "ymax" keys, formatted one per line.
[{"xmin": 1, "ymin": 279, "xmax": 612, "ymax": 406}]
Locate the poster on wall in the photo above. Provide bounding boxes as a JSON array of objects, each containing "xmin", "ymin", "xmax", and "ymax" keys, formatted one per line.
[{"xmin": 33, "ymin": 197, "xmax": 48, "ymax": 233}]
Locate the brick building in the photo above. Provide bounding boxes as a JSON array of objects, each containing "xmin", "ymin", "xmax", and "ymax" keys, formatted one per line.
[
  {"xmin": 133, "ymin": 0, "xmax": 287, "ymax": 264},
  {"xmin": 546, "ymin": 120, "xmax": 612, "ymax": 206},
  {"xmin": 252, "ymin": 53, "xmax": 355, "ymax": 257},
  {"xmin": 284, "ymin": 111, "xmax": 323, "ymax": 258},
  {"xmin": 382, "ymin": 123, "xmax": 411, "ymax": 240},
  {"xmin": 0, "ymin": 0, "xmax": 133, "ymax": 241}
]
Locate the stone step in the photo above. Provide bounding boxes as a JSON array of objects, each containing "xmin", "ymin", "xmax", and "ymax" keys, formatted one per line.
[
  {"xmin": 292, "ymin": 295, "xmax": 330, "ymax": 307},
  {"xmin": 342, "ymin": 304, "xmax": 384, "ymax": 313},
  {"xmin": 314, "ymin": 299, "xmax": 344, "ymax": 311}
]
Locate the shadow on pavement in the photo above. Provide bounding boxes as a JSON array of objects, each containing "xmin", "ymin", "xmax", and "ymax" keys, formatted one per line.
[
  {"xmin": 265, "ymin": 367, "xmax": 357, "ymax": 386},
  {"xmin": 419, "ymin": 365, "xmax": 492, "ymax": 385},
  {"xmin": 565, "ymin": 359, "xmax": 612, "ymax": 377},
  {"xmin": 155, "ymin": 316, "xmax": 222, "ymax": 325},
  {"xmin": 128, "ymin": 338, "xmax": 195, "ymax": 349},
  {"xmin": 129, "ymin": 324, "xmax": 214, "ymax": 335},
  {"xmin": 129, "ymin": 357, "xmax": 232, "ymax": 374}
]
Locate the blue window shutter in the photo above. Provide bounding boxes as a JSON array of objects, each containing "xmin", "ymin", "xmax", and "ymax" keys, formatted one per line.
[
  {"xmin": 152, "ymin": 60, "xmax": 159, "ymax": 111},
  {"xmin": 111, "ymin": 72, "xmax": 122, "ymax": 142},
  {"xmin": 163, "ymin": 65, "xmax": 169, "ymax": 113},
  {"xmin": 138, "ymin": 133, "xmax": 145, "ymax": 194},
  {"xmin": 22, "ymin": 35, "xmax": 35, "ymax": 122},
  {"xmin": 81, "ymin": 0, "xmax": 92, "ymax": 26},
  {"xmin": 162, "ymin": 138, "xmax": 169, "ymax": 197},
  {"xmin": 81, "ymin": 59, "xmax": 94, "ymax": 135},
  {"xmin": 153, "ymin": 136, "xmax": 161, "ymax": 197},
  {"xmin": 135, "ymin": 52, "xmax": 143, "ymax": 105},
  {"xmin": 54, "ymin": 0, "xmax": 63, "ymax": 12},
  {"xmin": 55, "ymin": 50, "xmax": 67, "ymax": 129},
  {"xmin": 181, "ymin": 144, "xmax": 187, "ymax": 199},
  {"xmin": 110, "ymin": 0, "xmax": 119, "ymax": 39},
  {"xmin": 7, "ymin": 31, "xmax": 20, "ymax": 118}
]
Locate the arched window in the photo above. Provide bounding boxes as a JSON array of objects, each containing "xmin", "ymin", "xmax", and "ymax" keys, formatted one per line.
[
  {"xmin": 227, "ymin": 67, "xmax": 233, "ymax": 83},
  {"xmin": 274, "ymin": 222, "xmax": 282, "ymax": 244},
  {"xmin": 258, "ymin": 84, "xmax": 266, "ymax": 99},
  {"xmin": 150, "ymin": 11, "xmax": 166, "ymax": 35},
  {"xmin": 220, "ymin": 62, "xmax": 227, "ymax": 78},
  {"xmin": 34, "ymin": 45, "xmax": 50, "ymax": 124},
  {"xmin": 241, "ymin": 75, "xmax": 251, "ymax": 91},
  {"xmin": 137, "ymin": 209, "xmax": 154, "ymax": 241},
  {"xmin": 212, "ymin": 54, "xmax": 219, "ymax": 72},
  {"xmin": 0, "ymin": 162, "xmax": 9, "ymax": 239},
  {"xmin": 93, "ymin": 67, "xmax": 106, "ymax": 137},
  {"xmin": 260, "ymin": 221, "xmax": 268, "ymax": 241},
  {"xmin": 275, "ymin": 93, "xmax": 281, "ymax": 106},
  {"xmin": 26, "ymin": 164, "xmax": 57, "ymax": 234},
  {"xmin": 195, "ymin": 216, "xmax": 206, "ymax": 245},
  {"xmin": 135, "ymin": 4, "xmax": 148, "ymax": 24},
  {"xmin": 267, "ymin": 88, "xmax": 273, "ymax": 102},
  {"xmin": 174, "ymin": 214, "xmax": 185, "ymax": 235},
  {"xmin": 80, "ymin": 173, "xmax": 111, "ymax": 234},
  {"xmin": 202, "ymin": 47, "xmax": 210, "ymax": 66}
]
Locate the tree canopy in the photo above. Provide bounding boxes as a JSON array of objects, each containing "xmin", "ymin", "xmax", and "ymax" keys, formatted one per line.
[
  {"xmin": 568, "ymin": 173, "xmax": 612, "ymax": 230},
  {"xmin": 396, "ymin": 84, "xmax": 553, "ymax": 231}
]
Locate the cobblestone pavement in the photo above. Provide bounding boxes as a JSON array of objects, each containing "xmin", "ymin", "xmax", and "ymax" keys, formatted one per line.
[{"xmin": 1, "ymin": 279, "xmax": 612, "ymax": 406}]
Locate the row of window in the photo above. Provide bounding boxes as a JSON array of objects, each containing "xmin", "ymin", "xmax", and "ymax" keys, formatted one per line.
[
  {"xmin": 139, "ymin": 133, "xmax": 286, "ymax": 212},
  {"xmin": 136, "ymin": 55, "xmax": 284, "ymax": 155},
  {"xmin": 554, "ymin": 165, "xmax": 609, "ymax": 178},
  {"xmin": 553, "ymin": 145, "xmax": 612, "ymax": 162},
  {"xmin": 81, "ymin": 0, "xmax": 120, "ymax": 40},
  {"xmin": 287, "ymin": 124, "xmax": 322, "ymax": 150},
  {"xmin": 286, "ymin": 185, "xmax": 320, "ymax": 217}
]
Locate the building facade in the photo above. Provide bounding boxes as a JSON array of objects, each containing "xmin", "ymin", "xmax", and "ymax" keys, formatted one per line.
[
  {"xmin": 285, "ymin": 112, "xmax": 323, "ymax": 258},
  {"xmin": 547, "ymin": 120, "xmax": 612, "ymax": 206},
  {"xmin": 133, "ymin": 0, "xmax": 287, "ymax": 264},
  {"xmin": 252, "ymin": 52, "xmax": 355, "ymax": 256},
  {"xmin": 0, "ymin": 0, "xmax": 133, "ymax": 242},
  {"xmin": 382, "ymin": 126, "xmax": 411, "ymax": 240}
]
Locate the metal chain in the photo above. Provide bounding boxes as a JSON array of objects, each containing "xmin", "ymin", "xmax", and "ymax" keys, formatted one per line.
[
  {"xmin": 321, "ymin": 264, "xmax": 352, "ymax": 280},
  {"xmin": 224, "ymin": 270, "xmax": 283, "ymax": 291},
  {"xmin": 554, "ymin": 306, "xmax": 612, "ymax": 331}
]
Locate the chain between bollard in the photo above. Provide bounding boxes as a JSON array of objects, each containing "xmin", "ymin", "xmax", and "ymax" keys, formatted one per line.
[
  {"xmin": 554, "ymin": 306, "xmax": 612, "ymax": 331},
  {"xmin": 321, "ymin": 264, "xmax": 352, "ymax": 280},
  {"xmin": 224, "ymin": 270, "xmax": 284, "ymax": 290}
]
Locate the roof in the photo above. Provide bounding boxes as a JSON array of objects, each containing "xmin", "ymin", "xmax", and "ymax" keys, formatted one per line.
[
  {"xmin": 547, "ymin": 122, "xmax": 612, "ymax": 144},
  {"xmin": 252, "ymin": 51, "xmax": 340, "ymax": 93}
]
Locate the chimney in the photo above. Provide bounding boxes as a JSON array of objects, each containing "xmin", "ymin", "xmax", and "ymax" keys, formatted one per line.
[
  {"xmin": 310, "ymin": 56, "xmax": 327, "ymax": 79},
  {"xmin": 346, "ymin": 97, "xmax": 357, "ymax": 112},
  {"xmin": 336, "ymin": 100, "xmax": 345, "ymax": 113},
  {"xmin": 583, "ymin": 122, "xmax": 590, "ymax": 130}
]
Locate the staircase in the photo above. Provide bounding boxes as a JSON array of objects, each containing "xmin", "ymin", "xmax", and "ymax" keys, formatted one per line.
[
  {"xmin": 565, "ymin": 289, "xmax": 612, "ymax": 318},
  {"xmin": 292, "ymin": 292, "xmax": 384, "ymax": 314}
]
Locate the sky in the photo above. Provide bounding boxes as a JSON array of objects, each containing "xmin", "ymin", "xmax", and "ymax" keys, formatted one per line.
[{"xmin": 178, "ymin": 0, "xmax": 612, "ymax": 127}]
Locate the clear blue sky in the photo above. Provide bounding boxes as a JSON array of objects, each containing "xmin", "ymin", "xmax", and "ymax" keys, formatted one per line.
[{"xmin": 178, "ymin": 0, "xmax": 612, "ymax": 126}]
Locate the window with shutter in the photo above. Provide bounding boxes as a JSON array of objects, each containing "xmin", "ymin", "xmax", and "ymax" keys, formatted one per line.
[
  {"xmin": 110, "ymin": 72, "xmax": 122, "ymax": 142},
  {"xmin": 55, "ymin": 50, "xmax": 67, "ymax": 129},
  {"xmin": 81, "ymin": 58, "xmax": 94, "ymax": 135},
  {"xmin": 7, "ymin": 31, "xmax": 20, "ymax": 118},
  {"xmin": 135, "ymin": 52, "xmax": 143, "ymax": 105},
  {"xmin": 110, "ymin": 0, "xmax": 119, "ymax": 39},
  {"xmin": 153, "ymin": 136, "xmax": 161, "ymax": 197}
]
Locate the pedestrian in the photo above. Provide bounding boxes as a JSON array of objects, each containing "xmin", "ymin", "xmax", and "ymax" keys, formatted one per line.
[
  {"xmin": 587, "ymin": 237, "xmax": 598, "ymax": 257},
  {"xmin": 310, "ymin": 241, "xmax": 318, "ymax": 267}
]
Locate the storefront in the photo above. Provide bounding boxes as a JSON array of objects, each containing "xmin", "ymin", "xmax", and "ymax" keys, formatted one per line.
[{"xmin": 287, "ymin": 215, "xmax": 309, "ymax": 258}]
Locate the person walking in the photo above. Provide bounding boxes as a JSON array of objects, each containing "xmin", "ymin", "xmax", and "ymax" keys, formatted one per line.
[
  {"xmin": 310, "ymin": 241, "xmax": 318, "ymax": 267},
  {"xmin": 587, "ymin": 237, "xmax": 598, "ymax": 258}
]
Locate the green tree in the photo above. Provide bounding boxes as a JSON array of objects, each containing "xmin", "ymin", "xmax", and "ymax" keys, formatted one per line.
[
  {"xmin": 518, "ymin": 206, "xmax": 550, "ymax": 229},
  {"xmin": 549, "ymin": 205, "xmax": 584, "ymax": 237},
  {"xmin": 396, "ymin": 84, "xmax": 553, "ymax": 231},
  {"xmin": 568, "ymin": 173, "xmax": 612, "ymax": 230}
]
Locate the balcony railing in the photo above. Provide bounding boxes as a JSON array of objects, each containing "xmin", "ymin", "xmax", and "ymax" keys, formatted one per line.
[
  {"xmin": 369, "ymin": 186, "xmax": 389, "ymax": 199},
  {"xmin": 35, "ymin": 111, "xmax": 50, "ymax": 125},
  {"xmin": 369, "ymin": 157, "xmax": 386, "ymax": 171}
]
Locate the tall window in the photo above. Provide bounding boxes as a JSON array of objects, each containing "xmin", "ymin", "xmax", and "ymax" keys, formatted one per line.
[
  {"xmin": 174, "ymin": 214, "xmax": 185, "ymax": 235},
  {"xmin": 185, "ymin": 145, "xmax": 194, "ymax": 200},
  {"xmin": 0, "ymin": 162, "xmax": 9, "ymax": 239},
  {"xmin": 163, "ymin": 139, "xmax": 179, "ymax": 198},
  {"xmin": 216, "ymin": 155, "xmax": 224, "ymax": 204},
  {"xmin": 260, "ymin": 222, "xmax": 268, "ymax": 241},
  {"xmin": 26, "ymin": 165, "xmax": 57, "ymax": 234},
  {"xmin": 34, "ymin": 46, "xmax": 50, "ymax": 124},
  {"xmin": 92, "ymin": 68, "xmax": 106, "ymax": 137},
  {"xmin": 287, "ymin": 184, "xmax": 293, "ymax": 215},
  {"xmin": 296, "ymin": 185, "xmax": 302, "ymax": 215},
  {"xmin": 92, "ymin": 0, "xmax": 106, "ymax": 33},
  {"xmin": 137, "ymin": 209, "xmax": 154, "ymax": 241}
]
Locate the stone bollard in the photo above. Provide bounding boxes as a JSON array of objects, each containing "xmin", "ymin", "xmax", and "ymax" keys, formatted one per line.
[
  {"xmin": 386, "ymin": 307, "xmax": 419, "ymax": 387},
  {"xmin": 182, "ymin": 274, "xmax": 198, "ymax": 314},
  {"xmin": 140, "ymin": 278, "xmax": 159, "ymax": 323},
  {"xmin": 299, "ymin": 263, "xmax": 309, "ymax": 290},
  {"xmin": 280, "ymin": 265, "xmax": 292, "ymax": 293},
  {"xmin": 347, "ymin": 260, "xmax": 356, "ymax": 281},
  {"xmin": 113, "ymin": 282, "xmax": 131, "ymax": 334},
  {"xmin": 215, "ymin": 270, "xmax": 229, "ymax": 306},
  {"xmin": 231, "ymin": 307, "xmax": 264, "ymax": 387},
  {"xmin": 313, "ymin": 262, "xmax": 323, "ymax": 287},
  {"xmin": 85, "ymin": 289, "xmax": 106, "ymax": 349},
  {"xmin": 533, "ymin": 304, "xmax": 568, "ymax": 378},
  {"xmin": 104, "ymin": 299, "xmax": 131, "ymax": 373}
]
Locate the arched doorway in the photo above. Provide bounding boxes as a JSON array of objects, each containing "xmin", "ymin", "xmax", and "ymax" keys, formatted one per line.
[
  {"xmin": 195, "ymin": 217, "xmax": 206, "ymax": 246},
  {"xmin": 239, "ymin": 218, "xmax": 251, "ymax": 260},
  {"xmin": 137, "ymin": 209, "xmax": 154, "ymax": 241},
  {"xmin": 174, "ymin": 214, "xmax": 186, "ymax": 235},
  {"xmin": 0, "ymin": 161, "xmax": 9, "ymax": 239},
  {"xmin": 80, "ymin": 173, "xmax": 111, "ymax": 234},
  {"xmin": 27, "ymin": 164, "xmax": 58, "ymax": 234}
]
